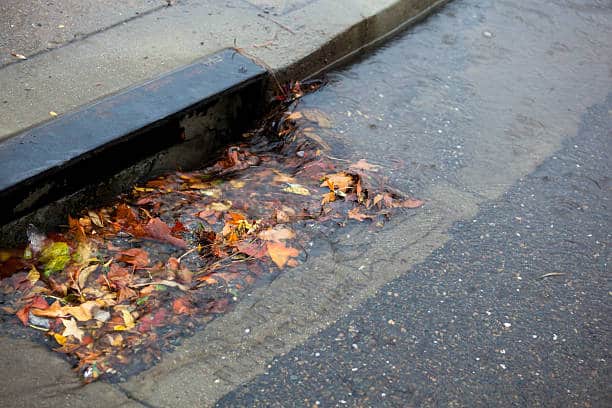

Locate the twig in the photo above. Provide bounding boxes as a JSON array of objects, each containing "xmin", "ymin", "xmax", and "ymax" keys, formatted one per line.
[{"xmin": 538, "ymin": 272, "xmax": 566, "ymax": 280}]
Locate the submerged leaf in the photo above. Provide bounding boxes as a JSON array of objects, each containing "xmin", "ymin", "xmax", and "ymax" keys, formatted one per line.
[
  {"xmin": 39, "ymin": 242, "xmax": 71, "ymax": 277},
  {"xmin": 266, "ymin": 242, "xmax": 299, "ymax": 268},
  {"xmin": 283, "ymin": 184, "xmax": 310, "ymax": 196}
]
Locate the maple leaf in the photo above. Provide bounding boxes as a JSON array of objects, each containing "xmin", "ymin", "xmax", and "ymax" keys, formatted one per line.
[
  {"xmin": 62, "ymin": 318, "xmax": 84, "ymax": 342},
  {"xmin": 266, "ymin": 241, "xmax": 299, "ymax": 268},
  {"xmin": 144, "ymin": 218, "xmax": 188, "ymax": 249}
]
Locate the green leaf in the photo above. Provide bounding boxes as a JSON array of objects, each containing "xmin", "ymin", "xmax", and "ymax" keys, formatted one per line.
[{"xmin": 39, "ymin": 242, "xmax": 71, "ymax": 277}]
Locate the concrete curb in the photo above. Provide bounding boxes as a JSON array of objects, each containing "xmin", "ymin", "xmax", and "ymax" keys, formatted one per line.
[{"xmin": 0, "ymin": 0, "xmax": 450, "ymax": 244}]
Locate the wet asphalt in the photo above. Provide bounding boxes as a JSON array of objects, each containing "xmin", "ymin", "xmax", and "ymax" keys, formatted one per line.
[{"xmin": 216, "ymin": 100, "xmax": 611, "ymax": 406}]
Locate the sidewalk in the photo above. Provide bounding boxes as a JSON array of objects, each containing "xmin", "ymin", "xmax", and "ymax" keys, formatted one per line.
[{"xmin": 0, "ymin": 1, "xmax": 447, "ymax": 407}]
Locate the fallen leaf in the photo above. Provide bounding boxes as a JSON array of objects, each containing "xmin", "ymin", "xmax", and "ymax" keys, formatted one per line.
[
  {"xmin": 108, "ymin": 334, "xmax": 123, "ymax": 346},
  {"xmin": 229, "ymin": 180, "xmax": 246, "ymax": 189},
  {"xmin": 321, "ymin": 173, "xmax": 354, "ymax": 193},
  {"xmin": 88, "ymin": 211, "xmax": 104, "ymax": 227},
  {"xmin": 77, "ymin": 264, "xmax": 98, "ymax": 290},
  {"xmin": 301, "ymin": 109, "xmax": 332, "ymax": 128},
  {"xmin": 53, "ymin": 333, "xmax": 67, "ymax": 346},
  {"xmin": 117, "ymin": 248, "xmax": 150, "ymax": 268},
  {"xmin": 283, "ymin": 183, "xmax": 310, "ymax": 196},
  {"xmin": 49, "ymin": 111, "xmax": 58, "ymax": 117},
  {"xmin": 258, "ymin": 227, "xmax": 295, "ymax": 242},
  {"xmin": 62, "ymin": 318, "xmax": 84, "ymax": 342},
  {"xmin": 398, "ymin": 198, "xmax": 424, "ymax": 208},
  {"xmin": 172, "ymin": 297, "xmax": 193, "ymax": 315},
  {"xmin": 349, "ymin": 159, "xmax": 380, "ymax": 172},
  {"xmin": 210, "ymin": 202, "xmax": 232, "ymax": 212},
  {"xmin": 236, "ymin": 241, "xmax": 267, "ymax": 258},
  {"xmin": 26, "ymin": 266, "xmax": 40, "ymax": 285},
  {"xmin": 266, "ymin": 241, "xmax": 299, "ymax": 268},
  {"xmin": 286, "ymin": 111, "xmax": 303, "ymax": 120},
  {"xmin": 348, "ymin": 207, "xmax": 371, "ymax": 222},
  {"xmin": 144, "ymin": 218, "xmax": 188, "ymax": 249},
  {"xmin": 39, "ymin": 242, "xmax": 71, "ymax": 277}
]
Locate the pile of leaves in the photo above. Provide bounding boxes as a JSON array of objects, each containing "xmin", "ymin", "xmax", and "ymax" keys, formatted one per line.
[{"xmin": 0, "ymin": 81, "xmax": 423, "ymax": 382}]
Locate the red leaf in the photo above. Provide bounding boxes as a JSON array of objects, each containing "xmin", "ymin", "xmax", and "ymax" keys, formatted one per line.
[
  {"xmin": 236, "ymin": 241, "xmax": 267, "ymax": 258},
  {"xmin": 144, "ymin": 218, "xmax": 188, "ymax": 249},
  {"xmin": 16, "ymin": 306, "xmax": 29, "ymax": 326}
]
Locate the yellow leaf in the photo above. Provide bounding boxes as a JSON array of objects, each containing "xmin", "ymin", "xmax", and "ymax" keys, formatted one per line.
[
  {"xmin": 120, "ymin": 309, "xmax": 135, "ymax": 329},
  {"xmin": 108, "ymin": 334, "xmax": 123, "ymax": 346},
  {"xmin": 210, "ymin": 202, "xmax": 231, "ymax": 211},
  {"xmin": 53, "ymin": 333, "xmax": 67, "ymax": 346},
  {"xmin": 26, "ymin": 266, "xmax": 40, "ymax": 285},
  {"xmin": 49, "ymin": 111, "xmax": 58, "ymax": 117},
  {"xmin": 282, "ymin": 184, "xmax": 310, "ymax": 196},
  {"xmin": 229, "ymin": 180, "xmax": 246, "ymax": 189},
  {"xmin": 286, "ymin": 111, "xmax": 303, "ymax": 120}
]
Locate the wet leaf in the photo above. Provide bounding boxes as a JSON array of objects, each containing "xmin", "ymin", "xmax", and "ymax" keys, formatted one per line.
[
  {"xmin": 77, "ymin": 264, "xmax": 98, "ymax": 290},
  {"xmin": 117, "ymin": 248, "xmax": 150, "ymax": 268},
  {"xmin": 349, "ymin": 159, "xmax": 380, "ymax": 172},
  {"xmin": 258, "ymin": 227, "xmax": 295, "ymax": 242},
  {"xmin": 39, "ymin": 242, "xmax": 71, "ymax": 277},
  {"xmin": 321, "ymin": 173, "xmax": 354, "ymax": 193},
  {"xmin": 348, "ymin": 207, "xmax": 371, "ymax": 222},
  {"xmin": 398, "ymin": 198, "xmax": 424, "ymax": 208},
  {"xmin": 26, "ymin": 266, "xmax": 40, "ymax": 285},
  {"xmin": 144, "ymin": 218, "xmax": 188, "ymax": 249},
  {"xmin": 53, "ymin": 333, "xmax": 67, "ymax": 346},
  {"xmin": 283, "ymin": 183, "xmax": 310, "ymax": 196},
  {"xmin": 301, "ymin": 109, "xmax": 332, "ymax": 128},
  {"xmin": 266, "ymin": 241, "xmax": 299, "ymax": 268},
  {"xmin": 61, "ymin": 318, "xmax": 84, "ymax": 342}
]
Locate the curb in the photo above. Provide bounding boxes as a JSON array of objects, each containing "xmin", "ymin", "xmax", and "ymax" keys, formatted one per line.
[{"xmin": 0, "ymin": 49, "xmax": 267, "ymax": 245}]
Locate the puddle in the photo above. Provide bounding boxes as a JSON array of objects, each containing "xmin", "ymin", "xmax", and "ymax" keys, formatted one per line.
[{"xmin": 0, "ymin": 81, "xmax": 423, "ymax": 382}]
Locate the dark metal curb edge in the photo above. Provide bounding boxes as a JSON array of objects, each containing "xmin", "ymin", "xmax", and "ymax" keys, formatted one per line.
[{"xmin": 0, "ymin": 49, "xmax": 267, "ymax": 242}]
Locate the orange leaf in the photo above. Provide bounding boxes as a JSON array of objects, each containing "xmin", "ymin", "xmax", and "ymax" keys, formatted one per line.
[
  {"xmin": 16, "ymin": 306, "xmax": 29, "ymax": 326},
  {"xmin": 172, "ymin": 297, "xmax": 194, "ymax": 315},
  {"xmin": 321, "ymin": 173, "xmax": 354, "ymax": 192},
  {"xmin": 266, "ymin": 241, "xmax": 299, "ymax": 269}
]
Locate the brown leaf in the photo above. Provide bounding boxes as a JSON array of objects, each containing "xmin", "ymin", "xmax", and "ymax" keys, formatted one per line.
[
  {"xmin": 349, "ymin": 159, "xmax": 380, "ymax": 173},
  {"xmin": 321, "ymin": 173, "xmax": 354, "ymax": 193},
  {"xmin": 348, "ymin": 207, "xmax": 371, "ymax": 222},
  {"xmin": 144, "ymin": 218, "xmax": 188, "ymax": 249},
  {"xmin": 266, "ymin": 241, "xmax": 299, "ymax": 269},
  {"xmin": 236, "ymin": 241, "xmax": 267, "ymax": 259},
  {"xmin": 117, "ymin": 248, "xmax": 150, "ymax": 268},
  {"xmin": 398, "ymin": 198, "xmax": 424, "ymax": 209}
]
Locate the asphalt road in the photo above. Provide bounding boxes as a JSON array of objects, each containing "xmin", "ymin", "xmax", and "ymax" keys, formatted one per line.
[{"xmin": 216, "ymin": 93, "xmax": 611, "ymax": 408}]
